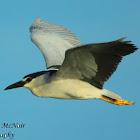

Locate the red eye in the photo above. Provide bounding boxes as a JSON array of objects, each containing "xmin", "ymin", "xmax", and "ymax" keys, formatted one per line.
[{"xmin": 26, "ymin": 77, "xmax": 32, "ymax": 82}]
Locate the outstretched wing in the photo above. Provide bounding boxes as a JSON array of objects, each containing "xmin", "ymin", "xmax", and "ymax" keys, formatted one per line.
[
  {"xmin": 30, "ymin": 17, "xmax": 83, "ymax": 68},
  {"xmin": 56, "ymin": 37, "xmax": 138, "ymax": 89}
]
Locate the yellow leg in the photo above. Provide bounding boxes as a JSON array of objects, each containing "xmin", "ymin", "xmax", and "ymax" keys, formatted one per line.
[{"xmin": 100, "ymin": 96, "xmax": 134, "ymax": 105}]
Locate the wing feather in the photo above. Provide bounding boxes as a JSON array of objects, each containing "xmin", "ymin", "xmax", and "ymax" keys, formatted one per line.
[
  {"xmin": 30, "ymin": 17, "xmax": 83, "ymax": 68},
  {"xmin": 56, "ymin": 38, "xmax": 138, "ymax": 89}
]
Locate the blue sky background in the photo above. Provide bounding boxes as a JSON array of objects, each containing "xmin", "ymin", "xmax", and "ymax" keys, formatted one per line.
[{"xmin": 1, "ymin": 0, "xmax": 140, "ymax": 139}]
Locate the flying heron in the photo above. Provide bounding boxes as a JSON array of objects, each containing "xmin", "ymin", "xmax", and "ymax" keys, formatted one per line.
[{"xmin": 5, "ymin": 17, "xmax": 138, "ymax": 105}]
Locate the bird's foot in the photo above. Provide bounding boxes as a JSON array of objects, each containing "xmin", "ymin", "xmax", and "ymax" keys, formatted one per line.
[
  {"xmin": 100, "ymin": 96, "xmax": 134, "ymax": 105},
  {"xmin": 113, "ymin": 100, "xmax": 134, "ymax": 105}
]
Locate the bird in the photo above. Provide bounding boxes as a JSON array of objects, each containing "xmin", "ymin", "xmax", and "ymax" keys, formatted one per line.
[{"xmin": 5, "ymin": 17, "xmax": 138, "ymax": 105}]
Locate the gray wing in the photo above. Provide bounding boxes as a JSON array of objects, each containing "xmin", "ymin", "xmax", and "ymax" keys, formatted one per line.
[
  {"xmin": 56, "ymin": 37, "xmax": 138, "ymax": 89},
  {"xmin": 30, "ymin": 17, "xmax": 83, "ymax": 68}
]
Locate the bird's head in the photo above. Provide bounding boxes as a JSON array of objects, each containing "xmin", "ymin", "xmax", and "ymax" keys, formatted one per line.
[{"xmin": 4, "ymin": 71, "xmax": 51, "ymax": 90}]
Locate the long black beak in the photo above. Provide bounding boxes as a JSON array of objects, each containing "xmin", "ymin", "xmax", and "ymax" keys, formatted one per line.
[{"xmin": 4, "ymin": 81, "xmax": 25, "ymax": 90}]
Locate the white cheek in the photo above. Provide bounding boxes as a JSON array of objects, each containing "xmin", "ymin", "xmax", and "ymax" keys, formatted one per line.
[
  {"xmin": 24, "ymin": 77, "xmax": 45, "ymax": 89},
  {"xmin": 24, "ymin": 80, "xmax": 36, "ymax": 88},
  {"xmin": 23, "ymin": 74, "xmax": 50, "ymax": 89}
]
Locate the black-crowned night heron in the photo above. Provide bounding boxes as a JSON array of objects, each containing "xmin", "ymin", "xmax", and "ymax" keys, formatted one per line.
[{"xmin": 5, "ymin": 17, "xmax": 138, "ymax": 105}]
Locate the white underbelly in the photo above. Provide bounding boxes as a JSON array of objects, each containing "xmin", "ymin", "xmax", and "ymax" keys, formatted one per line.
[{"xmin": 31, "ymin": 79, "xmax": 103, "ymax": 99}]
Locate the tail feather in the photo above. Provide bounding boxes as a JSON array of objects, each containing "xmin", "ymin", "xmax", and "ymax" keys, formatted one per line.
[{"xmin": 102, "ymin": 89, "xmax": 122, "ymax": 100}]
